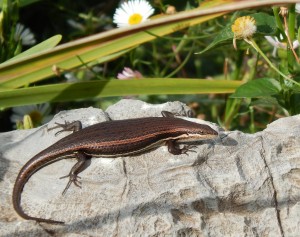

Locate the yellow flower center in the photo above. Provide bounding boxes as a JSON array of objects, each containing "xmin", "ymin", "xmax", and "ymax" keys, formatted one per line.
[
  {"xmin": 128, "ymin": 13, "xmax": 143, "ymax": 25},
  {"xmin": 29, "ymin": 110, "xmax": 43, "ymax": 125}
]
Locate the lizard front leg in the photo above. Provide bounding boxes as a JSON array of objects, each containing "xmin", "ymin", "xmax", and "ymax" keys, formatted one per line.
[
  {"xmin": 48, "ymin": 121, "xmax": 83, "ymax": 136},
  {"xmin": 166, "ymin": 140, "xmax": 197, "ymax": 155}
]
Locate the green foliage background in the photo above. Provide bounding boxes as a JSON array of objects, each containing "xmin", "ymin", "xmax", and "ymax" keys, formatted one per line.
[{"xmin": 1, "ymin": 0, "xmax": 300, "ymax": 132}]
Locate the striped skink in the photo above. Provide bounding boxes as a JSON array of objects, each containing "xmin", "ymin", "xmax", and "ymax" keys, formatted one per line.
[{"xmin": 12, "ymin": 111, "xmax": 218, "ymax": 224}]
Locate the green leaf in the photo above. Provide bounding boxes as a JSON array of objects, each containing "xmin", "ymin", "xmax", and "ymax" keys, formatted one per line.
[
  {"xmin": 230, "ymin": 78, "xmax": 281, "ymax": 98},
  {"xmin": 199, "ymin": 12, "xmax": 276, "ymax": 54},
  {"xmin": 5, "ymin": 35, "xmax": 62, "ymax": 63},
  {"xmin": 251, "ymin": 12, "xmax": 276, "ymax": 35},
  {"xmin": 250, "ymin": 97, "xmax": 280, "ymax": 107},
  {"xmin": 197, "ymin": 24, "xmax": 233, "ymax": 54},
  {"xmin": 291, "ymin": 84, "xmax": 300, "ymax": 93},
  {"xmin": 0, "ymin": 79, "xmax": 242, "ymax": 107},
  {"xmin": 0, "ymin": 0, "xmax": 41, "ymax": 8}
]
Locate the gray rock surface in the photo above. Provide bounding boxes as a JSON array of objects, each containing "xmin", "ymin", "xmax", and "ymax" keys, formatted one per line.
[{"xmin": 1, "ymin": 99, "xmax": 300, "ymax": 237}]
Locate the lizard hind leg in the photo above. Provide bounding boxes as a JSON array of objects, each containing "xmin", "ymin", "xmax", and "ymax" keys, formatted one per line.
[{"xmin": 60, "ymin": 152, "xmax": 91, "ymax": 195}]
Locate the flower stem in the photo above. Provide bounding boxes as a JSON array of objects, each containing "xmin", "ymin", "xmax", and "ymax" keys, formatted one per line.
[{"xmin": 245, "ymin": 38, "xmax": 300, "ymax": 87}]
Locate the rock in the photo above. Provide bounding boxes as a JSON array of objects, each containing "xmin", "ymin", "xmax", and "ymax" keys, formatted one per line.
[{"xmin": 1, "ymin": 99, "xmax": 299, "ymax": 237}]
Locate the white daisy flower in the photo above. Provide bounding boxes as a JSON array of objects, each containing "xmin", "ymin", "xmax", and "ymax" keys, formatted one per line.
[
  {"xmin": 296, "ymin": 3, "xmax": 300, "ymax": 13},
  {"xmin": 113, "ymin": 0, "xmax": 154, "ymax": 28},
  {"xmin": 265, "ymin": 35, "xmax": 300, "ymax": 57},
  {"xmin": 11, "ymin": 103, "xmax": 52, "ymax": 129},
  {"xmin": 14, "ymin": 23, "xmax": 36, "ymax": 46}
]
